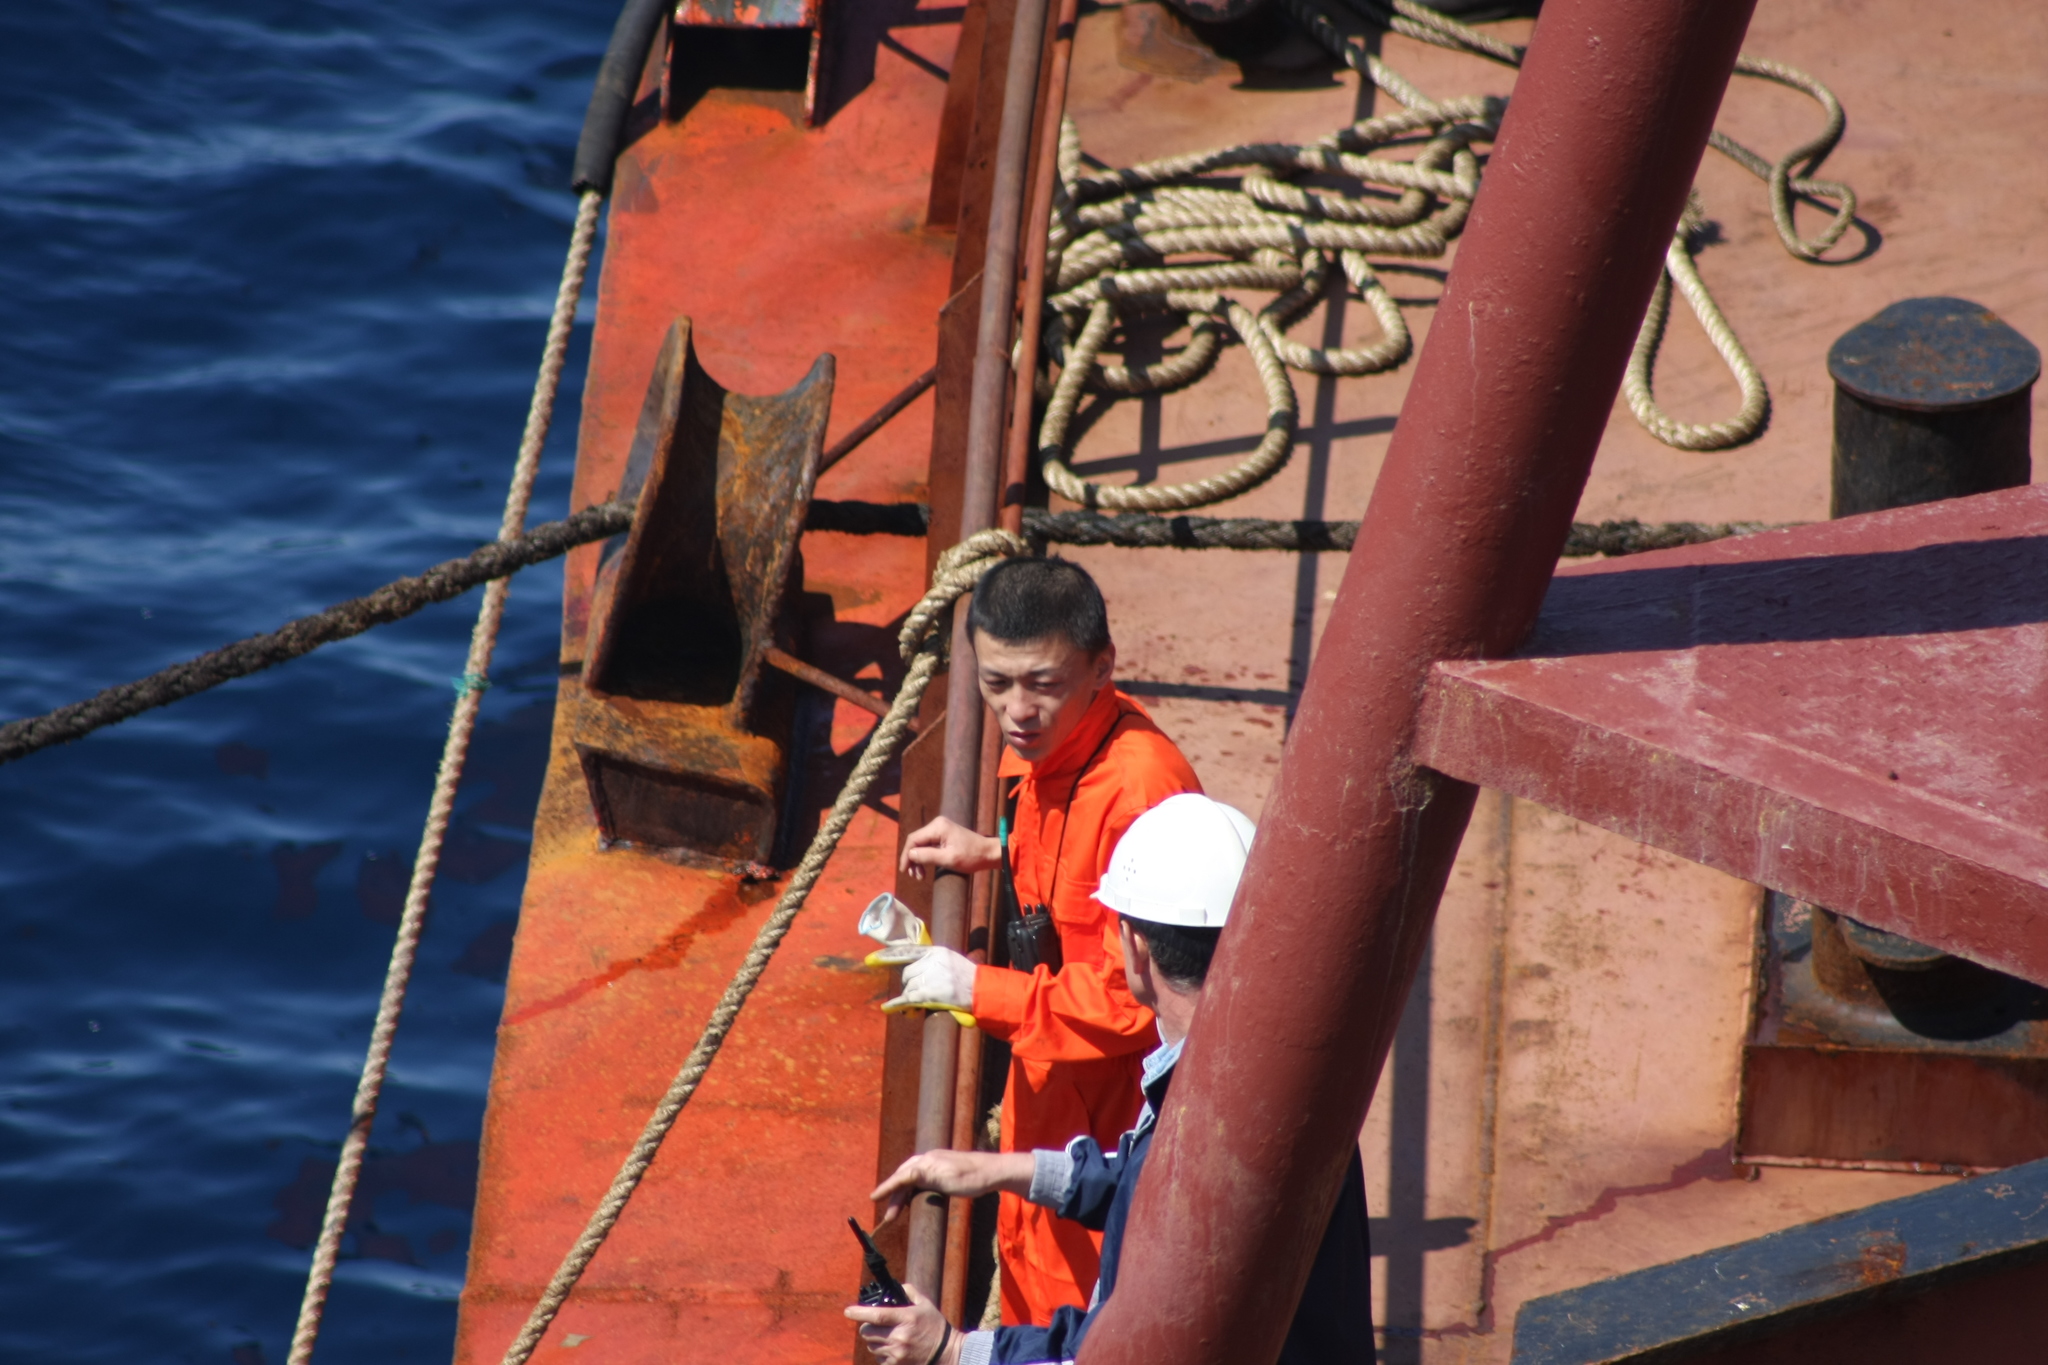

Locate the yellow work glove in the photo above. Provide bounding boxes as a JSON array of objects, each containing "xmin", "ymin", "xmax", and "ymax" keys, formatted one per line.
[{"xmin": 880, "ymin": 945, "xmax": 976, "ymax": 1029}]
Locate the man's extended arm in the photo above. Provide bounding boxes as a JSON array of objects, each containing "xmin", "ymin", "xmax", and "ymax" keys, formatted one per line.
[
  {"xmin": 874, "ymin": 1138, "xmax": 1125, "ymax": 1365},
  {"xmin": 870, "ymin": 1148, "xmax": 1035, "ymax": 1227}
]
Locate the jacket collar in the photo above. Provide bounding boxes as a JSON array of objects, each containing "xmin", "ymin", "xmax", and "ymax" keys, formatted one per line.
[
  {"xmin": 1025, "ymin": 680, "xmax": 1124, "ymax": 781},
  {"xmin": 1134, "ymin": 1035, "xmax": 1182, "ymax": 1137}
]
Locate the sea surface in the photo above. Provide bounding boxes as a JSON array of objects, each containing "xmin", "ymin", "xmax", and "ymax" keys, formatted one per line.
[{"xmin": 0, "ymin": 3, "xmax": 615, "ymax": 1360}]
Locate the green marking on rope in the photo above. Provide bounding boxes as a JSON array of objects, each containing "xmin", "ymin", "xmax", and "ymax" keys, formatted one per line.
[{"xmin": 452, "ymin": 672, "xmax": 492, "ymax": 697}]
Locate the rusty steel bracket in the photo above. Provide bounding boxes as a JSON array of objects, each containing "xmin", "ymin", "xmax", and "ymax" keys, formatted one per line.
[
  {"xmin": 569, "ymin": 316, "xmax": 834, "ymax": 869},
  {"xmin": 667, "ymin": 0, "xmax": 828, "ymax": 125},
  {"xmin": 1739, "ymin": 893, "xmax": 2048, "ymax": 1175}
]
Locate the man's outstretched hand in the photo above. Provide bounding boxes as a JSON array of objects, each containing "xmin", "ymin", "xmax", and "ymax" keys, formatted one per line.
[
  {"xmin": 898, "ymin": 816, "xmax": 1002, "ymax": 881},
  {"xmin": 881, "ymin": 946, "xmax": 979, "ymax": 1013},
  {"xmin": 871, "ymin": 1148, "xmax": 1036, "ymax": 1228},
  {"xmin": 845, "ymin": 1283, "xmax": 962, "ymax": 1365}
]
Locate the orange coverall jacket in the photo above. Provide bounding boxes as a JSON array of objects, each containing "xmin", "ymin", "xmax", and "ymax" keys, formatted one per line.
[{"xmin": 971, "ymin": 683, "xmax": 1201, "ymax": 1325}]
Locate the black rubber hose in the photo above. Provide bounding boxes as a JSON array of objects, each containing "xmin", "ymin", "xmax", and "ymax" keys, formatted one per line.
[{"xmin": 571, "ymin": 0, "xmax": 673, "ymax": 194}]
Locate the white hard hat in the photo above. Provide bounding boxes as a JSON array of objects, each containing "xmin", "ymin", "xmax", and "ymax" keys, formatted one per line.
[{"xmin": 1093, "ymin": 793, "xmax": 1257, "ymax": 929}]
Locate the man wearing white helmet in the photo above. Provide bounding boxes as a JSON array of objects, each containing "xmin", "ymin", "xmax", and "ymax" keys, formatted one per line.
[{"xmin": 847, "ymin": 794, "xmax": 1374, "ymax": 1365}]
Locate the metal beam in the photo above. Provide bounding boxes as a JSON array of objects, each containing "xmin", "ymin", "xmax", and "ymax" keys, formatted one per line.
[{"xmin": 1074, "ymin": 0, "xmax": 1758, "ymax": 1361}]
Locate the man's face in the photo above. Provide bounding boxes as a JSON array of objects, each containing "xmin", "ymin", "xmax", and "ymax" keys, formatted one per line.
[{"xmin": 972, "ymin": 631, "xmax": 1114, "ymax": 764}]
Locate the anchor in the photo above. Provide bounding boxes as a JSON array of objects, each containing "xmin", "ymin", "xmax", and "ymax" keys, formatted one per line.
[{"xmin": 568, "ymin": 317, "xmax": 834, "ymax": 868}]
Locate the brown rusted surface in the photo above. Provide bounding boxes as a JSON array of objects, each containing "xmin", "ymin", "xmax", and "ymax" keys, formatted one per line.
[
  {"xmin": 1000, "ymin": 0, "xmax": 1078, "ymax": 529},
  {"xmin": 926, "ymin": 0, "xmax": 988, "ymax": 231},
  {"xmin": 466, "ymin": 0, "xmax": 2048, "ymax": 1357},
  {"xmin": 1114, "ymin": 2, "xmax": 1230, "ymax": 83},
  {"xmin": 921, "ymin": 273, "xmax": 982, "ymax": 586},
  {"xmin": 1740, "ymin": 1046, "xmax": 2048, "ymax": 1173},
  {"xmin": 863, "ymin": 712, "xmax": 952, "ymax": 1322},
  {"xmin": 1738, "ymin": 895, "xmax": 2048, "ymax": 1172},
  {"xmin": 571, "ymin": 317, "xmax": 832, "ymax": 866},
  {"xmin": 945, "ymin": 0, "xmax": 1020, "ymax": 288}
]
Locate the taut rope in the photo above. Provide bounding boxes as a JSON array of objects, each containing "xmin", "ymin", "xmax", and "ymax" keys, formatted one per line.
[
  {"xmin": 492, "ymin": 529, "xmax": 1029, "ymax": 1365},
  {"xmin": 0, "ymin": 499, "xmax": 632, "ymax": 768}
]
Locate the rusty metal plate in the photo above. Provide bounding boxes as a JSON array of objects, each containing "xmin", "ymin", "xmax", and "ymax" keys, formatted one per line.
[
  {"xmin": 676, "ymin": 0, "xmax": 819, "ymax": 29},
  {"xmin": 1741, "ymin": 894, "xmax": 2048, "ymax": 1172},
  {"xmin": 1829, "ymin": 296, "xmax": 2041, "ymax": 412},
  {"xmin": 572, "ymin": 316, "xmax": 833, "ymax": 866},
  {"xmin": 1415, "ymin": 484, "xmax": 2048, "ymax": 986}
]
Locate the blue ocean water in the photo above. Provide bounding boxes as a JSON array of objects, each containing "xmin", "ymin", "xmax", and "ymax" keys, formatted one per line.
[{"xmin": 0, "ymin": 3, "xmax": 615, "ymax": 1360}]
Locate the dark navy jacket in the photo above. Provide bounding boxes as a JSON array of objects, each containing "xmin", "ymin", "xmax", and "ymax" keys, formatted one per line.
[{"xmin": 981, "ymin": 1046, "xmax": 1374, "ymax": 1365}]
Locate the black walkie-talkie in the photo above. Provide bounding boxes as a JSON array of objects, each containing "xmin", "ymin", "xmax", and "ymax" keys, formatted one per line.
[
  {"xmin": 849, "ymin": 1218, "xmax": 911, "ymax": 1307},
  {"xmin": 999, "ymin": 816, "xmax": 1063, "ymax": 974}
]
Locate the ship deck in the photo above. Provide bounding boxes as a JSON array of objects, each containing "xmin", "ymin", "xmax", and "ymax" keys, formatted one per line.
[{"xmin": 455, "ymin": 0, "xmax": 2048, "ymax": 1361}]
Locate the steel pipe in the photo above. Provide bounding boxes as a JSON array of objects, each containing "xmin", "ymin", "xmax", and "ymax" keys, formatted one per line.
[
  {"xmin": 1075, "ymin": 1, "xmax": 1759, "ymax": 1362},
  {"xmin": 906, "ymin": 0, "xmax": 1056, "ymax": 1300},
  {"xmin": 1000, "ymin": 0, "xmax": 1081, "ymax": 534}
]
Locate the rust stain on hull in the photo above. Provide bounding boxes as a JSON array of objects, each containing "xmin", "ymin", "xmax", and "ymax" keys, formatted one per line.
[{"xmin": 500, "ymin": 882, "xmax": 760, "ymax": 1029}]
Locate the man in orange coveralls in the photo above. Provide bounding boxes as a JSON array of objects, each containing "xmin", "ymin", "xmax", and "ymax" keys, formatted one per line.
[{"xmin": 893, "ymin": 556, "xmax": 1200, "ymax": 1326}]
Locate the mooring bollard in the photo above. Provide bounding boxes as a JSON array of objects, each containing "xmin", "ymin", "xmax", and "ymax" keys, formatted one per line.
[
  {"xmin": 1814, "ymin": 296, "xmax": 2040, "ymax": 1002},
  {"xmin": 1828, "ymin": 295, "xmax": 2038, "ymax": 516}
]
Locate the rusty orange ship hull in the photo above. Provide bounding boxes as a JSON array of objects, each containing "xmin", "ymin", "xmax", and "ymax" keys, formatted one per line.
[
  {"xmin": 455, "ymin": 2, "xmax": 2048, "ymax": 1362},
  {"xmin": 452, "ymin": 11, "xmax": 955, "ymax": 1361}
]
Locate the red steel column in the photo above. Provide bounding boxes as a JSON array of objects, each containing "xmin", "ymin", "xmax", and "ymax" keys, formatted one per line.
[{"xmin": 1076, "ymin": 1, "xmax": 1757, "ymax": 1362}]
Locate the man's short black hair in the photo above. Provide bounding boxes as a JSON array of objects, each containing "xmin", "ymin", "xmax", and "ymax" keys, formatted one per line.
[
  {"xmin": 968, "ymin": 556, "xmax": 1111, "ymax": 655},
  {"xmin": 1124, "ymin": 917, "xmax": 1223, "ymax": 991}
]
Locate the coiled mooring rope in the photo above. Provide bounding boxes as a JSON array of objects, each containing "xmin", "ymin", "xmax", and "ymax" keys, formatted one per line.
[
  {"xmin": 285, "ymin": 187, "xmax": 604, "ymax": 1365},
  {"xmin": 491, "ymin": 528, "xmax": 1029, "ymax": 1365},
  {"xmin": 1033, "ymin": 90, "xmax": 1494, "ymax": 510},
  {"xmin": 1029, "ymin": 0, "xmax": 1861, "ymax": 511},
  {"xmin": 1321, "ymin": 0, "xmax": 1859, "ymax": 450}
]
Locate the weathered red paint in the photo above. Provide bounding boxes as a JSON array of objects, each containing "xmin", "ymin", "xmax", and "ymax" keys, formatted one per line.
[
  {"xmin": 452, "ymin": 10, "xmax": 961, "ymax": 1361},
  {"xmin": 1416, "ymin": 485, "xmax": 2048, "ymax": 987},
  {"xmin": 1075, "ymin": 3, "xmax": 1757, "ymax": 1363}
]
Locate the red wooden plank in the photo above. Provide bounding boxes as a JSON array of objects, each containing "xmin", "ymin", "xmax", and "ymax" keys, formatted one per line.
[{"xmin": 1416, "ymin": 484, "xmax": 2048, "ymax": 985}]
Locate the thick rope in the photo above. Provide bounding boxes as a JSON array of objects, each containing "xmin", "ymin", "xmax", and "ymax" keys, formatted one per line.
[
  {"xmin": 1019, "ymin": 508, "xmax": 1771, "ymax": 556},
  {"xmin": 0, "ymin": 501, "xmax": 1776, "ymax": 763},
  {"xmin": 1031, "ymin": 0, "xmax": 1861, "ymax": 508},
  {"xmin": 1624, "ymin": 218, "xmax": 1770, "ymax": 450},
  {"xmin": 1033, "ymin": 80, "xmax": 1494, "ymax": 508},
  {"xmin": 285, "ymin": 187, "xmax": 604, "ymax": 1365},
  {"xmin": 1326, "ymin": 0, "xmax": 1853, "ymax": 450},
  {"xmin": 0, "ymin": 500, "xmax": 631, "ymax": 768},
  {"xmin": 493, "ymin": 528, "xmax": 1027, "ymax": 1365},
  {"xmin": 804, "ymin": 500, "xmax": 1779, "ymax": 555}
]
